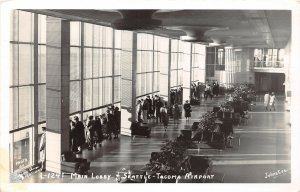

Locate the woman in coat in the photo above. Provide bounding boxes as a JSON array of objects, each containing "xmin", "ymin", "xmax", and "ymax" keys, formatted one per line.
[
  {"xmin": 264, "ymin": 92, "xmax": 270, "ymax": 111},
  {"xmin": 183, "ymin": 100, "xmax": 192, "ymax": 122},
  {"xmin": 173, "ymin": 103, "xmax": 181, "ymax": 124},
  {"xmin": 160, "ymin": 103, "xmax": 169, "ymax": 131}
]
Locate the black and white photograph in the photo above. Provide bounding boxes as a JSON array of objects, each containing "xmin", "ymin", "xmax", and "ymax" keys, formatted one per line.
[{"xmin": 0, "ymin": 0, "xmax": 300, "ymax": 191}]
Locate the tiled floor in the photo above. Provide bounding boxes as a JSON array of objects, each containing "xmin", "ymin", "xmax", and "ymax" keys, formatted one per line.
[{"xmin": 22, "ymin": 95, "xmax": 291, "ymax": 183}]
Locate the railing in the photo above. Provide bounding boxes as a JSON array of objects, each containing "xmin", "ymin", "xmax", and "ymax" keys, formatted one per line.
[{"xmin": 253, "ymin": 61, "xmax": 284, "ymax": 68}]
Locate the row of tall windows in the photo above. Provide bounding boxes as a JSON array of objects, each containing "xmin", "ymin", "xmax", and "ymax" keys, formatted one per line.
[
  {"xmin": 10, "ymin": 10, "xmax": 46, "ymax": 172},
  {"xmin": 9, "ymin": 12, "xmax": 207, "ymax": 173},
  {"xmin": 254, "ymin": 48, "xmax": 285, "ymax": 68}
]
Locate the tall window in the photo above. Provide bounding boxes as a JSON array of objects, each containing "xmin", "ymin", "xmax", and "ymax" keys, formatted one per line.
[
  {"xmin": 254, "ymin": 48, "xmax": 284, "ymax": 68},
  {"xmin": 191, "ymin": 44, "xmax": 206, "ymax": 83},
  {"xmin": 10, "ymin": 11, "xmax": 46, "ymax": 172},
  {"xmin": 170, "ymin": 40, "xmax": 183, "ymax": 88},
  {"xmin": 155, "ymin": 36, "xmax": 169, "ymax": 97},
  {"xmin": 136, "ymin": 33, "xmax": 155, "ymax": 97},
  {"xmin": 69, "ymin": 23, "xmax": 121, "ymax": 120}
]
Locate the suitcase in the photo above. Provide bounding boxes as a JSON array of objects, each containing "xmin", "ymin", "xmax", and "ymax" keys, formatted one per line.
[
  {"xmin": 226, "ymin": 134, "xmax": 240, "ymax": 148},
  {"xmin": 131, "ymin": 122, "xmax": 151, "ymax": 138}
]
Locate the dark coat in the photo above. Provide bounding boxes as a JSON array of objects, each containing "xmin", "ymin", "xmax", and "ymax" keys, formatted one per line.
[
  {"xmin": 74, "ymin": 121, "xmax": 86, "ymax": 146},
  {"xmin": 183, "ymin": 103, "xmax": 191, "ymax": 117}
]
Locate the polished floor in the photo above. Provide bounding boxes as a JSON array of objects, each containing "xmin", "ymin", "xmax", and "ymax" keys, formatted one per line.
[{"xmin": 23, "ymin": 95, "xmax": 291, "ymax": 183}]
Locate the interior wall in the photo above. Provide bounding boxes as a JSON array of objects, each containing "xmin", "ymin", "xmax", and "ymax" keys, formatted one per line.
[
  {"xmin": 208, "ymin": 48, "xmax": 255, "ymax": 86},
  {"xmin": 254, "ymin": 72, "xmax": 285, "ymax": 94}
]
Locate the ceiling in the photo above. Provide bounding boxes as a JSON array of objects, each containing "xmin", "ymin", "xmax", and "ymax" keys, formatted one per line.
[{"xmin": 27, "ymin": 9, "xmax": 291, "ymax": 48}]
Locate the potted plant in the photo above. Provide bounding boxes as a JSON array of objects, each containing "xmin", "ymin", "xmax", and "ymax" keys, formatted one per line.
[{"xmin": 146, "ymin": 135, "xmax": 196, "ymax": 183}]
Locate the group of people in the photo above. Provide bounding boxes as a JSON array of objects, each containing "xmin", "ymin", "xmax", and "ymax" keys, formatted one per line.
[
  {"xmin": 136, "ymin": 94, "xmax": 194, "ymax": 131},
  {"xmin": 264, "ymin": 92, "xmax": 277, "ymax": 111},
  {"xmin": 170, "ymin": 87, "xmax": 183, "ymax": 105},
  {"xmin": 190, "ymin": 81, "xmax": 220, "ymax": 101},
  {"xmin": 70, "ymin": 106, "xmax": 121, "ymax": 153},
  {"xmin": 204, "ymin": 81, "xmax": 220, "ymax": 100},
  {"xmin": 136, "ymin": 95, "xmax": 170, "ymax": 130}
]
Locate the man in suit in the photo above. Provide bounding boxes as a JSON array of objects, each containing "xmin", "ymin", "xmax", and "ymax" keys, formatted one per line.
[{"xmin": 39, "ymin": 127, "xmax": 46, "ymax": 172}]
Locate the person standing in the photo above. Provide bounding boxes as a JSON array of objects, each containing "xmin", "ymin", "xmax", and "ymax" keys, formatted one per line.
[
  {"xmin": 86, "ymin": 116, "xmax": 95, "ymax": 150},
  {"xmin": 39, "ymin": 127, "xmax": 46, "ymax": 172},
  {"xmin": 145, "ymin": 96, "xmax": 152, "ymax": 120},
  {"xmin": 136, "ymin": 100, "xmax": 142, "ymax": 123},
  {"xmin": 94, "ymin": 116, "xmax": 103, "ymax": 146},
  {"xmin": 183, "ymin": 100, "xmax": 192, "ymax": 122},
  {"xmin": 173, "ymin": 103, "xmax": 181, "ymax": 124},
  {"xmin": 113, "ymin": 107, "xmax": 121, "ymax": 139},
  {"xmin": 160, "ymin": 103, "xmax": 169, "ymax": 131},
  {"xmin": 155, "ymin": 96, "xmax": 163, "ymax": 123},
  {"xmin": 70, "ymin": 120, "xmax": 77, "ymax": 152},
  {"xmin": 142, "ymin": 98, "xmax": 149, "ymax": 123},
  {"xmin": 264, "ymin": 92, "xmax": 270, "ymax": 111},
  {"xmin": 215, "ymin": 81, "xmax": 220, "ymax": 97},
  {"xmin": 106, "ymin": 110, "xmax": 115, "ymax": 140},
  {"xmin": 269, "ymin": 92, "xmax": 277, "ymax": 111},
  {"xmin": 73, "ymin": 116, "xmax": 85, "ymax": 154}
]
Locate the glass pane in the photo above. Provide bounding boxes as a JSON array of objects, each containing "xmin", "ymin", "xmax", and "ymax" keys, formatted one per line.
[
  {"xmin": 70, "ymin": 47, "xmax": 81, "ymax": 80},
  {"xmin": 103, "ymin": 78, "xmax": 112, "ymax": 105},
  {"xmin": 103, "ymin": 49, "xmax": 112, "ymax": 76},
  {"xmin": 98, "ymin": 78, "xmax": 103, "ymax": 106},
  {"xmin": 98, "ymin": 49, "xmax": 103, "ymax": 76},
  {"xmin": 103, "ymin": 27, "xmax": 113, "ymax": 47},
  {"xmin": 178, "ymin": 70, "xmax": 183, "ymax": 85},
  {"xmin": 12, "ymin": 127, "xmax": 33, "ymax": 171},
  {"xmin": 93, "ymin": 48, "xmax": 99, "ymax": 78},
  {"xmin": 141, "ymin": 74, "xmax": 146, "ymax": 95},
  {"xmin": 84, "ymin": 23, "xmax": 93, "ymax": 46},
  {"xmin": 10, "ymin": 88, "xmax": 18, "ymax": 130},
  {"xmin": 137, "ymin": 51, "xmax": 141, "ymax": 73},
  {"xmin": 146, "ymin": 73, "xmax": 152, "ymax": 94},
  {"xmin": 38, "ymin": 45, "xmax": 46, "ymax": 83},
  {"xmin": 114, "ymin": 50, "xmax": 121, "ymax": 76},
  {"xmin": 141, "ymin": 52, "xmax": 146, "ymax": 72},
  {"xmin": 136, "ymin": 74, "xmax": 141, "ymax": 96},
  {"xmin": 83, "ymin": 79, "xmax": 92, "ymax": 110},
  {"xmin": 11, "ymin": 10, "xmax": 18, "ymax": 41},
  {"xmin": 70, "ymin": 22, "xmax": 81, "ymax": 46},
  {"xmin": 18, "ymin": 86, "xmax": 33, "ymax": 127},
  {"xmin": 121, "ymin": 31, "xmax": 133, "ymax": 51},
  {"xmin": 38, "ymin": 85, "xmax": 46, "ymax": 122},
  {"xmin": 10, "ymin": 44, "xmax": 18, "ymax": 86},
  {"xmin": 171, "ymin": 40, "xmax": 178, "ymax": 52},
  {"xmin": 70, "ymin": 81, "xmax": 81, "ymax": 113},
  {"xmin": 171, "ymin": 53, "xmax": 177, "ymax": 69},
  {"xmin": 154, "ymin": 72, "xmax": 159, "ymax": 92},
  {"xmin": 84, "ymin": 48, "xmax": 92, "ymax": 79},
  {"xmin": 18, "ymin": 11, "xmax": 33, "ymax": 43},
  {"xmin": 38, "ymin": 14, "xmax": 46, "ymax": 44},
  {"xmin": 19, "ymin": 44, "xmax": 33, "ymax": 85},
  {"xmin": 92, "ymin": 79, "xmax": 99, "ymax": 108},
  {"xmin": 114, "ymin": 76, "xmax": 120, "ymax": 103},
  {"xmin": 114, "ymin": 30, "xmax": 122, "ymax": 49},
  {"xmin": 146, "ymin": 52, "xmax": 153, "ymax": 72},
  {"xmin": 93, "ymin": 25, "xmax": 100, "ymax": 47}
]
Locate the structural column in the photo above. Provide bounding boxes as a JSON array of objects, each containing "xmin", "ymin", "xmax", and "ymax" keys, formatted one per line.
[
  {"xmin": 46, "ymin": 17, "xmax": 70, "ymax": 173},
  {"xmin": 182, "ymin": 43, "xmax": 192, "ymax": 101},
  {"xmin": 120, "ymin": 31, "xmax": 137, "ymax": 136}
]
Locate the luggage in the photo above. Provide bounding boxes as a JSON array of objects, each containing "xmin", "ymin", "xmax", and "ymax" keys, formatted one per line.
[
  {"xmin": 190, "ymin": 98, "xmax": 200, "ymax": 105},
  {"xmin": 226, "ymin": 134, "xmax": 240, "ymax": 148},
  {"xmin": 131, "ymin": 122, "xmax": 151, "ymax": 138}
]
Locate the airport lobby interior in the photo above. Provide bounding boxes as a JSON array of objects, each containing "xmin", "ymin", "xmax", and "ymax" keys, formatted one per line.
[{"xmin": 2, "ymin": 7, "xmax": 299, "ymax": 187}]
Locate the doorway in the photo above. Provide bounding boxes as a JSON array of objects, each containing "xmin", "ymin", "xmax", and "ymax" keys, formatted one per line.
[{"xmin": 255, "ymin": 73, "xmax": 285, "ymax": 94}]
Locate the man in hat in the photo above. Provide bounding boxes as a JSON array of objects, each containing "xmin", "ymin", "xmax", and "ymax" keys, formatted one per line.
[{"xmin": 39, "ymin": 127, "xmax": 46, "ymax": 171}]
